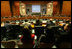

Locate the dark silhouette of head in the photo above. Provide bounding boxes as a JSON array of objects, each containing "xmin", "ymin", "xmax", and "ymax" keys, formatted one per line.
[
  {"xmin": 25, "ymin": 19, "xmax": 28, "ymax": 22},
  {"xmin": 6, "ymin": 21, "xmax": 10, "ymax": 23},
  {"xmin": 36, "ymin": 19, "xmax": 41, "ymax": 25}
]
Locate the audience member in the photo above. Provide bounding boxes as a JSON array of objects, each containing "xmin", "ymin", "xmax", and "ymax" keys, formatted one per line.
[
  {"xmin": 35, "ymin": 19, "xmax": 41, "ymax": 26},
  {"xmin": 21, "ymin": 26, "xmax": 34, "ymax": 48},
  {"xmin": 21, "ymin": 19, "xmax": 32, "ymax": 30}
]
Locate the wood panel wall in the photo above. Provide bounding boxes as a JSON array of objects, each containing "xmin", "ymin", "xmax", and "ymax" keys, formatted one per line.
[
  {"xmin": 12, "ymin": 1, "xmax": 20, "ymax": 16},
  {"xmin": 53, "ymin": 1, "xmax": 60, "ymax": 16},
  {"xmin": 1, "ymin": 1, "xmax": 11, "ymax": 17},
  {"xmin": 62, "ymin": 1, "xmax": 71, "ymax": 16}
]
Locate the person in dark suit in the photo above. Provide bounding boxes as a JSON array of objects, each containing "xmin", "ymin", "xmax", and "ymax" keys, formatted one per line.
[
  {"xmin": 4, "ymin": 21, "xmax": 11, "ymax": 26},
  {"xmin": 49, "ymin": 19, "xmax": 55, "ymax": 25},
  {"xmin": 21, "ymin": 26, "xmax": 34, "ymax": 48},
  {"xmin": 46, "ymin": 19, "xmax": 55, "ymax": 28},
  {"xmin": 35, "ymin": 19, "xmax": 41, "ymax": 26}
]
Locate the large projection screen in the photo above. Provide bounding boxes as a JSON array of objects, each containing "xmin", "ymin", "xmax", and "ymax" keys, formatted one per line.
[{"xmin": 32, "ymin": 5, "xmax": 40, "ymax": 13}]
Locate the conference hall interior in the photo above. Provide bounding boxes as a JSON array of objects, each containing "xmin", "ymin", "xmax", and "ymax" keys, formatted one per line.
[{"xmin": 1, "ymin": 1, "xmax": 71, "ymax": 48}]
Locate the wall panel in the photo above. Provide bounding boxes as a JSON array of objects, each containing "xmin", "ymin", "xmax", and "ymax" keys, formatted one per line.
[
  {"xmin": 1, "ymin": 1, "xmax": 11, "ymax": 17},
  {"xmin": 62, "ymin": 1, "xmax": 71, "ymax": 16}
]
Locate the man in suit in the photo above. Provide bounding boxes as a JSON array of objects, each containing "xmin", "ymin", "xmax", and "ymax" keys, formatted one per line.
[{"xmin": 35, "ymin": 19, "xmax": 41, "ymax": 26}]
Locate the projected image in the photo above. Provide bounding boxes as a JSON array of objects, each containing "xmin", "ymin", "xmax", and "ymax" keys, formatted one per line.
[{"xmin": 32, "ymin": 5, "xmax": 40, "ymax": 12}]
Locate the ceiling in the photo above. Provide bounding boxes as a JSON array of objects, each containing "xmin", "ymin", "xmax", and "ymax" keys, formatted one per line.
[{"xmin": 21, "ymin": 1, "xmax": 52, "ymax": 4}]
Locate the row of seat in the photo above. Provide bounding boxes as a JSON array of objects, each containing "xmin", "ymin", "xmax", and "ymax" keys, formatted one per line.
[{"xmin": 1, "ymin": 19, "xmax": 71, "ymax": 48}]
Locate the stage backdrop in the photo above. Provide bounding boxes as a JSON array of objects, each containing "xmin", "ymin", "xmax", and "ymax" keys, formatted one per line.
[{"xmin": 19, "ymin": 2, "xmax": 53, "ymax": 16}]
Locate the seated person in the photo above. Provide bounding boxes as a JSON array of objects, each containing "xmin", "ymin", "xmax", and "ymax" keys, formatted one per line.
[
  {"xmin": 21, "ymin": 27, "xmax": 34, "ymax": 48},
  {"xmin": 58, "ymin": 23, "xmax": 71, "ymax": 41},
  {"xmin": 56, "ymin": 23, "xmax": 71, "ymax": 48},
  {"xmin": 1, "ymin": 21, "xmax": 11, "ymax": 27},
  {"xmin": 21, "ymin": 19, "xmax": 31, "ymax": 25},
  {"xmin": 64, "ymin": 23, "xmax": 71, "ymax": 34},
  {"xmin": 2, "ymin": 21, "xmax": 13, "ymax": 32},
  {"xmin": 50, "ymin": 19, "xmax": 55, "ymax": 24},
  {"xmin": 35, "ymin": 19, "xmax": 41, "ymax": 26},
  {"xmin": 46, "ymin": 19, "xmax": 55, "ymax": 28},
  {"xmin": 4, "ymin": 21, "xmax": 11, "ymax": 26},
  {"xmin": 46, "ymin": 21, "xmax": 51, "ymax": 27},
  {"xmin": 21, "ymin": 19, "xmax": 32, "ymax": 30},
  {"xmin": 31, "ymin": 22, "xmax": 35, "ymax": 28},
  {"xmin": 37, "ymin": 26, "xmax": 55, "ymax": 48},
  {"xmin": 66, "ymin": 19, "xmax": 70, "ymax": 24}
]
